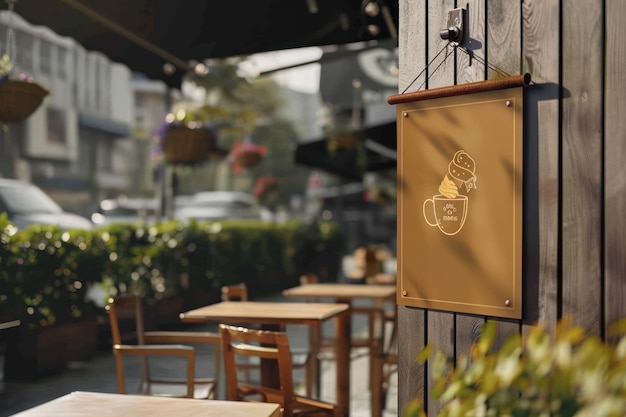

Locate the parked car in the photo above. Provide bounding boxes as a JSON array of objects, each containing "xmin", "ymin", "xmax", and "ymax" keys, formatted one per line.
[
  {"xmin": 173, "ymin": 191, "xmax": 270, "ymax": 222},
  {"xmin": 0, "ymin": 178, "xmax": 93, "ymax": 230},
  {"xmin": 91, "ymin": 197, "xmax": 158, "ymax": 226}
]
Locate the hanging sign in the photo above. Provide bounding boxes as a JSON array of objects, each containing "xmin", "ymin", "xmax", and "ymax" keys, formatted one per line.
[{"xmin": 388, "ymin": 74, "xmax": 530, "ymax": 319}]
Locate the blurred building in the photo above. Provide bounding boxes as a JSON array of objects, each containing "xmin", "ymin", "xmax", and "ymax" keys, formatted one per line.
[{"xmin": 0, "ymin": 12, "xmax": 170, "ymax": 217}]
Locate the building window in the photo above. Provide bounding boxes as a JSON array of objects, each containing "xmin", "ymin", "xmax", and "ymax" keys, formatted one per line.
[
  {"xmin": 15, "ymin": 31, "xmax": 34, "ymax": 73},
  {"xmin": 58, "ymin": 47, "xmax": 67, "ymax": 80},
  {"xmin": 40, "ymin": 40, "xmax": 52, "ymax": 75}
]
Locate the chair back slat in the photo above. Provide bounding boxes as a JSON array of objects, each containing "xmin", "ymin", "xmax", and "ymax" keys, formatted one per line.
[
  {"xmin": 221, "ymin": 283, "xmax": 249, "ymax": 301},
  {"xmin": 220, "ymin": 324, "xmax": 294, "ymax": 409}
]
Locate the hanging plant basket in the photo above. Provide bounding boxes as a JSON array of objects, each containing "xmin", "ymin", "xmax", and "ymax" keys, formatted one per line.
[
  {"xmin": 0, "ymin": 80, "xmax": 49, "ymax": 123},
  {"xmin": 161, "ymin": 125, "xmax": 217, "ymax": 164}
]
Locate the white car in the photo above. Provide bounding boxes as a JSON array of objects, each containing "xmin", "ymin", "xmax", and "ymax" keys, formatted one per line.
[
  {"xmin": 91, "ymin": 197, "xmax": 158, "ymax": 226},
  {"xmin": 174, "ymin": 191, "xmax": 269, "ymax": 222},
  {"xmin": 0, "ymin": 178, "xmax": 93, "ymax": 230}
]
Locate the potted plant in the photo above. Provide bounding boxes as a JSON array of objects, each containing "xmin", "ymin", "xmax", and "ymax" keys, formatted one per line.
[
  {"xmin": 0, "ymin": 220, "xmax": 99, "ymax": 379},
  {"xmin": 0, "ymin": 22, "xmax": 48, "ymax": 123},
  {"xmin": 154, "ymin": 120, "xmax": 217, "ymax": 164},
  {"xmin": 407, "ymin": 318, "xmax": 626, "ymax": 417}
]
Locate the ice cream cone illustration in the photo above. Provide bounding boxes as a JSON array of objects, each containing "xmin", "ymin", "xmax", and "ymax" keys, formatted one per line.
[{"xmin": 423, "ymin": 150, "xmax": 477, "ymax": 235}]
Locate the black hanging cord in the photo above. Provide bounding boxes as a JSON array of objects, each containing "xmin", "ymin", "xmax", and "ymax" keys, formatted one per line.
[
  {"xmin": 399, "ymin": 42, "xmax": 534, "ymax": 95},
  {"xmin": 401, "ymin": 42, "xmax": 453, "ymax": 94}
]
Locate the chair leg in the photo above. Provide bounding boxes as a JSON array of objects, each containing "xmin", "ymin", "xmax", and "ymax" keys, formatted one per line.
[
  {"xmin": 371, "ymin": 355, "xmax": 384, "ymax": 417},
  {"xmin": 114, "ymin": 353, "xmax": 127, "ymax": 394},
  {"xmin": 307, "ymin": 324, "xmax": 322, "ymax": 398}
]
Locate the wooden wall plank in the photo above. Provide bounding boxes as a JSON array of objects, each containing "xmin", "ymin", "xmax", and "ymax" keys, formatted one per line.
[
  {"xmin": 485, "ymin": 0, "xmax": 525, "ymax": 341},
  {"xmin": 397, "ymin": 307, "xmax": 426, "ymax": 415},
  {"xmin": 455, "ymin": 0, "xmax": 487, "ymax": 360},
  {"xmin": 492, "ymin": 319, "xmax": 520, "ymax": 350},
  {"xmin": 426, "ymin": 311, "xmax": 454, "ymax": 416},
  {"xmin": 397, "ymin": 1, "xmax": 426, "ymax": 414},
  {"xmin": 456, "ymin": 0, "xmax": 486, "ymax": 84},
  {"xmin": 455, "ymin": 314, "xmax": 483, "ymax": 359},
  {"xmin": 427, "ymin": 0, "xmax": 456, "ymax": 88},
  {"xmin": 604, "ymin": 0, "xmax": 626, "ymax": 338},
  {"xmin": 521, "ymin": 0, "xmax": 560, "ymax": 336},
  {"xmin": 561, "ymin": 0, "xmax": 603, "ymax": 336},
  {"xmin": 425, "ymin": 2, "xmax": 456, "ymax": 415},
  {"xmin": 486, "ymin": 0, "xmax": 521, "ymax": 78}
]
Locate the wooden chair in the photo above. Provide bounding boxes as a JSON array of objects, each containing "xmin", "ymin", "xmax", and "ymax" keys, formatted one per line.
[
  {"xmin": 221, "ymin": 283, "xmax": 249, "ymax": 302},
  {"xmin": 106, "ymin": 295, "xmax": 221, "ymax": 399},
  {"xmin": 220, "ymin": 283, "xmax": 313, "ymax": 396},
  {"xmin": 220, "ymin": 324, "xmax": 341, "ymax": 417}
]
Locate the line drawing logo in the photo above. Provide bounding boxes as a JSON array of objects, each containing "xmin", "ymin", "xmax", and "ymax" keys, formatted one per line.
[{"xmin": 423, "ymin": 150, "xmax": 477, "ymax": 236}]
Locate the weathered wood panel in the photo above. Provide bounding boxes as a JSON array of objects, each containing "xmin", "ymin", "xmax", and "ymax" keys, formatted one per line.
[
  {"xmin": 604, "ymin": 0, "xmax": 626, "ymax": 339},
  {"xmin": 427, "ymin": 0, "xmax": 455, "ymax": 88},
  {"xmin": 455, "ymin": 0, "xmax": 487, "ymax": 363},
  {"xmin": 456, "ymin": 0, "xmax": 486, "ymax": 84},
  {"xmin": 487, "ymin": 0, "xmax": 520, "ymax": 77},
  {"xmin": 397, "ymin": 307, "xmax": 426, "ymax": 416},
  {"xmin": 397, "ymin": 1, "xmax": 426, "ymax": 415},
  {"xmin": 455, "ymin": 313, "xmax": 483, "ymax": 360},
  {"xmin": 521, "ymin": 0, "xmax": 560, "ymax": 337},
  {"xmin": 426, "ymin": 311, "xmax": 454, "ymax": 416},
  {"xmin": 485, "ymin": 0, "xmax": 524, "ymax": 347},
  {"xmin": 396, "ymin": 0, "xmax": 625, "ymax": 410},
  {"xmin": 561, "ymin": 0, "xmax": 603, "ymax": 336},
  {"xmin": 425, "ymin": 2, "xmax": 456, "ymax": 415}
]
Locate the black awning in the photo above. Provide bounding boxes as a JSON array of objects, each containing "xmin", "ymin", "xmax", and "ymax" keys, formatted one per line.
[
  {"xmin": 295, "ymin": 121, "xmax": 396, "ymax": 180},
  {"xmin": 2, "ymin": 1, "xmax": 399, "ymax": 88}
]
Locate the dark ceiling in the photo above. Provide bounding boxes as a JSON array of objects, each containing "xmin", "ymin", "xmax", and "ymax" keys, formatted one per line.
[{"xmin": 2, "ymin": 0, "xmax": 399, "ymax": 88}]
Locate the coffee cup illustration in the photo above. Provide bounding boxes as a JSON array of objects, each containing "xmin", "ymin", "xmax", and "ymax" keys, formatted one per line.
[{"xmin": 423, "ymin": 194, "xmax": 468, "ymax": 236}]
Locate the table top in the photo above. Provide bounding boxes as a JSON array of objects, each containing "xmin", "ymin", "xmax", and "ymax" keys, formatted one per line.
[
  {"xmin": 282, "ymin": 283, "xmax": 396, "ymax": 300},
  {"xmin": 9, "ymin": 391, "xmax": 281, "ymax": 417},
  {"xmin": 180, "ymin": 301, "xmax": 349, "ymax": 325}
]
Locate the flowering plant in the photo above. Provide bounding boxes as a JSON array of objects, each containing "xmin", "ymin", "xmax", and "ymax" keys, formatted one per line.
[
  {"xmin": 150, "ymin": 109, "xmax": 222, "ymax": 166},
  {"xmin": 229, "ymin": 140, "xmax": 267, "ymax": 174},
  {"xmin": 0, "ymin": 53, "xmax": 12, "ymax": 84}
]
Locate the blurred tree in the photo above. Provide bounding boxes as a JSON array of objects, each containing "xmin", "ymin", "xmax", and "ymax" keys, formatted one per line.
[{"xmin": 166, "ymin": 58, "xmax": 309, "ymax": 212}]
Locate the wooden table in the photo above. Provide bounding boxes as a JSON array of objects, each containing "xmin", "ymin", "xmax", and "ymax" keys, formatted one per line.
[
  {"xmin": 282, "ymin": 284, "xmax": 396, "ymax": 345},
  {"xmin": 180, "ymin": 301, "xmax": 351, "ymax": 417},
  {"xmin": 9, "ymin": 391, "xmax": 281, "ymax": 417},
  {"xmin": 282, "ymin": 284, "xmax": 396, "ymax": 340},
  {"xmin": 282, "ymin": 283, "xmax": 396, "ymax": 416}
]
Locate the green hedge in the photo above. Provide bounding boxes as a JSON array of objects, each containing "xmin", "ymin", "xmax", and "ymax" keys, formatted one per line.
[{"xmin": 0, "ymin": 214, "xmax": 344, "ymax": 329}]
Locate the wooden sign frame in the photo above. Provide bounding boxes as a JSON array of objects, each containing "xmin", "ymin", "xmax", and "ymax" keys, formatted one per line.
[{"xmin": 388, "ymin": 74, "xmax": 530, "ymax": 319}]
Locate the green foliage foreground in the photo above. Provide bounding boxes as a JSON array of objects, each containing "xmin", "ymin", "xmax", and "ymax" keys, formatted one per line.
[
  {"xmin": 0, "ymin": 214, "xmax": 344, "ymax": 329},
  {"xmin": 406, "ymin": 318, "xmax": 626, "ymax": 417}
]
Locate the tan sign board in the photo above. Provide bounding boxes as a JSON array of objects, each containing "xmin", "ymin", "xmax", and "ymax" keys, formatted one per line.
[{"xmin": 393, "ymin": 86, "xmax": 524, "ymax": 319}]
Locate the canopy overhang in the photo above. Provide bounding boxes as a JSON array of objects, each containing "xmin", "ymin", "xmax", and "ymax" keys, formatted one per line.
[{"xmin": 1, "ymin": 0, "xmax": 398, "ymax": 88}]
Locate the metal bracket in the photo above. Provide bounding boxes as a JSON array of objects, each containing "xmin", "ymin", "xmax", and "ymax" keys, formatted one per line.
[{"xmin": 439, "ymin": 8, "xmax": 465, "ymax": 44}]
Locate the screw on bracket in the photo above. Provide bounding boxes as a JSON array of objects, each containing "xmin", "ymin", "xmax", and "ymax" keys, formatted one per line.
[{"xmin": 439, "ymin": 8, "xmax": 465, "ymax": 44}]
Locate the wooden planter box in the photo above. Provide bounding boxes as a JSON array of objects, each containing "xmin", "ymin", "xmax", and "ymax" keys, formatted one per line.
[{"xmin": 3, "ymin": 318, "xmax": 97, "ymax": 380}]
